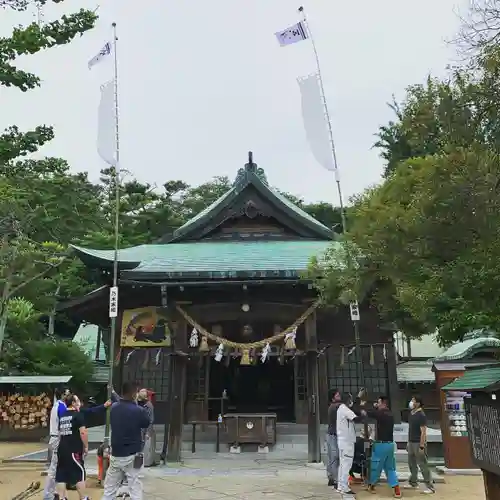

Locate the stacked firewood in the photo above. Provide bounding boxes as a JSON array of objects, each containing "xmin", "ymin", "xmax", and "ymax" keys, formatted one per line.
[{"xmin": 0, "ymin": 393, "xmax": 51, "ymax": 430}]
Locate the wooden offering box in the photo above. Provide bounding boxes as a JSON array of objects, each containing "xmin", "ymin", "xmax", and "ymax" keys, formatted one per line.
[{"xmin": 224, "ymin": 413, "xmax": 277, "ymax": 446}]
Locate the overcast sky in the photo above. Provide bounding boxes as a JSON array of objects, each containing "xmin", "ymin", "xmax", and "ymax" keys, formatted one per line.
[{"xmin": 2, "ymin": 0, "xmax": 466, "ymax": 204}]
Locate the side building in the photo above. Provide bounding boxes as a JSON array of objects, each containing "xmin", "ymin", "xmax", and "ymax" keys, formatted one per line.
[{"xmin": 59, "ymin": 155, "xmax": 400, "ymax": 461}]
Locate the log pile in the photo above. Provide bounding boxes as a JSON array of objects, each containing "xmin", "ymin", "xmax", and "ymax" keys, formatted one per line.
[{"xmin": 0, "ymin": 393, "xmax": 51, "ymax": 430}]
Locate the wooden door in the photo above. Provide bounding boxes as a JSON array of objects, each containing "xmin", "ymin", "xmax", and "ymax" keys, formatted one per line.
[
  {"xmin": 185, "ymin": 356, "xmax": 208, "ymax": 422},
  {"xmin": 295, "ymin": 355, "xmax": 307, "ymax": 424}
]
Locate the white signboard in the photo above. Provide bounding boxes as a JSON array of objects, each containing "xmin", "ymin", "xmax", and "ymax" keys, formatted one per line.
[
  {"xmin": 349, "ymin": 301, "xmax": 360, "ymax": 321},
  {"xmin": 109, "ymin": 286, "xmax": 118, "ymax": 318}
]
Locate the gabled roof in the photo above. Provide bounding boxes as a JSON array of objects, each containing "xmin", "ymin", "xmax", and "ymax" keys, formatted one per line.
[{"xmin": 170, "ymin": 154, "xmax": 334, "ymax": 242}]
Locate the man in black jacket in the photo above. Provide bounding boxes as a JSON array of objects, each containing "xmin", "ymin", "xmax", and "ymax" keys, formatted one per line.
[{"xmin": 101, "ymin": 382, "xmax": 150, "ymax": 500}]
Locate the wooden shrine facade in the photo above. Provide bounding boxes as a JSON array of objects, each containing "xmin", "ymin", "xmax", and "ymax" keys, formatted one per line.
[{"xmin": 60, "ymin": 154, "xmax": 400, "ymax": 462}]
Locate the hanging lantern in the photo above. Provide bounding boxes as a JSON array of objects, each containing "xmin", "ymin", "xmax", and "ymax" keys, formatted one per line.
[
  {"xmin": 284, "ymin": 327, "xmax": 297, "ymax": 350},
  {"xmin": 370, "ymin": 345, "xmax": 375, "ymax": 366},
  {"xmin": 240, "ymin": 348, "xmax": 251, "ymax": 365},
  {"xmin": 242, "ymin": 324, "xmax": 253, "ymax": 339},
  {"xmin": 189, "ymin": 328, "xmax": 199, "ymax": 348},
  {"xmin": 199, "ymin": 336, "xmax": 210, "ymax": 352}
]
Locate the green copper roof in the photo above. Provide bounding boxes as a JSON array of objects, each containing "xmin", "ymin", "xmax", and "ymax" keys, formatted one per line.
[
  {"xmin": 442, "ymin": 365, "xmax": 500, "ymax": 391},
  {"xmin": 434, "ymin": 336, "xmax": 500, "ymax": 362},
  {"xmin": 170, "ymin": 158, "xmax": 333, "ymax": 242},
  {"xmin": 72, "ymin": 240, "xmax": 334, "ymax": 280}
]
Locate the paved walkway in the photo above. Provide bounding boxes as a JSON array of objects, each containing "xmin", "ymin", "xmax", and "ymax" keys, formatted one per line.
[
  {"xmin": 137, "ymin": 458, "xmax": 443, "ymax": 499},
  {"xmin": 143, "ymin": 464, "xmax": 355, "ymax": 499}
]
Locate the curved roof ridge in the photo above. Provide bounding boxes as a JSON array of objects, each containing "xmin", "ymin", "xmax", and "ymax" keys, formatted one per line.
[{"xmin": 434, "ymin": 336, "xmax": 500, "ymax": 362}]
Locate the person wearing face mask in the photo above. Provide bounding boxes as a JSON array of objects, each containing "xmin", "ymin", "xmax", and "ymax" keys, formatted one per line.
[
  {"xmin": 325, "ymin": 388, "xmax": 341, "ymax": 488},
  {"xmin": 335, "ymin": 392, "xmax": 363, "ymax": 497},
  {"xmin": 403, "ymin": 395, "xmax": 435, "ymax": 494}
]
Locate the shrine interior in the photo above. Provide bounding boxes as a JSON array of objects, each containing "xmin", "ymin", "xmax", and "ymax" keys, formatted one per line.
[{"xmin": 209, "ymin": 356, "xmax": 295, "ymax": 422}]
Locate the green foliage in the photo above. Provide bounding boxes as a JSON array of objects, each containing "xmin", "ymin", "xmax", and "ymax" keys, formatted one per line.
[
  {"xmin": 316, "ymin": 146, "xmax": 500, "ymax": 344},
  {"xmin": 4, "ymin": 338, "xmax": 94, "ymax": 393},
  {"xmin": 0, "ymin": 2, "xmax": 97, "ymax": 91},
  {"xmin": 375, "ymin": 47, "xmax": 500, "ymax": 177}
]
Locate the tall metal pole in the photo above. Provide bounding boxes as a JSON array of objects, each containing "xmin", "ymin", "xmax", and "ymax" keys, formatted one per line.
[
  {"xmin": 104, "ymin": 21, "xmax": 121, "ymax": 448},
  {"xmin": 298, "ymin": 6, "xmax": 364, "ymax": 389}
]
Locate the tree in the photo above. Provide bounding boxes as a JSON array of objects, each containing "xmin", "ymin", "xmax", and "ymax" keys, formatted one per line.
[
  {"xmin": 0, "ymin": 2, "xmax": 97, "ymax": 355},
  {"xmin": 279, "ymin": 191, "xmax": 343, "ymax": 231},
  {"xmin": 0, "ymin": 297, "xmax": 94, "ymax": 391},
  {"xmin": 375, "ymin": 47, "xmax": 500, "ymax": 177},
  {"xmin": 314, "ymin": 146, "xmax": 500, "ymax": 345},
  {"xmin": 457, "ymin": 0, "xmax": 500, "ymax": 54}
]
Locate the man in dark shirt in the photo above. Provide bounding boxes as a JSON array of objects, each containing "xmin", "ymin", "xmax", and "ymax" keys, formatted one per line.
[
  {"xmin": 404, "ymin": 395, "xmax": 435, "ymax": 494},
  {"xmin": 102, "ymin": 381, "xmax": 151, "ymax": 500},
  {"xmin": 361, "ymin": 395, "xmax": 401, "ymax": 498},
  {"xmin": 55, "ymin": 394, "xmax": 90, "ymax": 500},
  {"xmin": 325, "ymin": 388, "xmax": 341, "ymax": 488}
]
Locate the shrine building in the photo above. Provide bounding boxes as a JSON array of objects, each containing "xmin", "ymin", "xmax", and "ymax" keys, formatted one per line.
[{"xmin": 60, "ymin": 154, "xmax": 399, "ymax": 461}]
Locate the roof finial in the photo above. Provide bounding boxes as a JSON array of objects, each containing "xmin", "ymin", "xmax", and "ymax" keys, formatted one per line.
[{"xmin": 245, "ymin": 151, "xmax": 256, "ymax": 172}]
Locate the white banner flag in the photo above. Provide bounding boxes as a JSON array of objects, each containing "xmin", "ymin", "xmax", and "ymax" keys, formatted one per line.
[
  {"xmin": 88, "ymin": 41, "xmax": 112, "ymax": 69},
  {"xmin": 297, "ymin": 73, "xmax": 335, "ymax": 172},
  {"xmin": 275, "ymin": 21, "xmax": 308, "ymax": 47},
  {"xmin": 97, "ymin": 80, "xmax": 117, "ymax": 167}
]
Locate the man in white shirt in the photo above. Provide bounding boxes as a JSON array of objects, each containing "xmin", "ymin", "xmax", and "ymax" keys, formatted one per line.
[
  {"xmin": 43, "ymin": 387, "xmax": 70, "ymax": 500},
  {"xmin": 336, "ymin": 392, "xmax": 361, "ymax": 497}
]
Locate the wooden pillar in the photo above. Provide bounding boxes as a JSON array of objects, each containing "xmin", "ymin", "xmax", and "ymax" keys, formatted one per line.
[
  {"xmin": 483, "ymin": 470, "xmax": 500, "ymax": 499},
  {"xmin": 167, "ymin": 316, "xmax": 188, "ymax": 462},
  {"xmin": 305, "ymin": 311, "xmax": 321, "ymax": 463},
  {"xmin": 318, "ymin": 354, "xmax": 329, "ymax": 424},
  {"xmin": 386, "ymin": 340, "xmax": 401, "ymax": 423}
]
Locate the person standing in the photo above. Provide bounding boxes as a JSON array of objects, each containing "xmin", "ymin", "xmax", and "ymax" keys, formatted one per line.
[
  {"xmin": 43, "ymin": 387, "xmax": 70, "ymax": 500},
  {"xmin": 336, "ymin": 392, "xmax": 362, "ymax": 497},
  {"xmin": 325, "ymin": 388, "xmax": 341, "ymax": 488},
  {"xmin": 137, "ymin": 389, "xmax": 156, "ymax": 467},
  {"xmin": 102, "ymin": 381, "xmax": 151, "ymax": 500},
  {"xmin": 54, "ymin": 394, "xmax": 90, "ymax": 500},
  {"xmin": 361, "ymin": 396, "xmax": 401, "ymax": 498},
  {"xmin": 403, "ymin": 395, "xmax": 435, "ymax": 494}
]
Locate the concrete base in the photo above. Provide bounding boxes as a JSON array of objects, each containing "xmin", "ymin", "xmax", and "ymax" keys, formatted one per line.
[
  {"xmin": 435, "ymin": 466, "xmax": 482, "ymax": 476},
  {"xmin": 229, "ymin": 445, "xmax": 241, "ymax": 454},
  {"xmin": 258, "ymin": 446, "xmax": 269, "ymax": 454}
]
